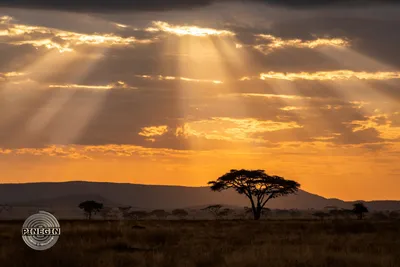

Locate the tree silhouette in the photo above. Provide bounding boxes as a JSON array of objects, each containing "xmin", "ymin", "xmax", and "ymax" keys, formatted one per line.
[
  {"xmin": 100, "ymin": 207, "xmax": 120, "ymax": 220},
  {"xmin": 208, "ymin": 169, "xmax": 300, "ymax": 220},
  {"xmin": 118, "ymin": 206, "xmax": 132, "ymax": 220},
  {"xmin": 78, "ymin": 200, "xmax": 103, "ymax": 220},
  {"xmin": 172, "ymin": 209, "xmax": 189, "ymax": 219},
  {"xmin": 218, "ymin": 208, "xmax": 234, "ymax": 219},
  {"xmin": 312, "ymin": 211, "xmax": 330, "ymax": 221},
  {"xmin": 202, "ymin": 205, "xmax": 223, "ymax": 219},
  {"xmin": 128, "ymin": 210, "xmax": 148, "ymax": 220},
  {"xmin": 352, "ymin": 202, "xmax": 369, "ymax": 220},
  {"xmin": 151, "ymin": 209, "xmax": 169, "ymax": 220}
]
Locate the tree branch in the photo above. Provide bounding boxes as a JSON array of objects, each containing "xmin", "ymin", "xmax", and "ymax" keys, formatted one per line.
[{"xmin": 261, "ymin": 193, "xmax": 275, "ymax": 208}]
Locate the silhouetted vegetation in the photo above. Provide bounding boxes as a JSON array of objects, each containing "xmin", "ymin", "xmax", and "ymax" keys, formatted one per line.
[
  {"xmin": 150, "ymin": 209, "xmax": 169, "ymax": 220},
  {"xmin": 352, "ymin": 202, "xmax": 369, "ymax": 220},
  {"xmin": 171, "ymin": 209, "xmax": 188, "ymax": 219},
  {"xmin": 78, "ymin": 200, "xmax": 103, "ymax": 220},
  {"xmin": 312, "ymin": 211, "xmax": 330, "ymax": 221},
  {"xmin": 128, "ymin": 210, "xmax": 148, "ymax": 220},
  {"xmin": 118, "ymin": 206, "xmax": 132, "ymax": 219},
  {"xmin": 1, "ymin": 219, "xmax": 399, "ymax": 267},
  {"xmin": 208, "ymin": 169, "xmax": 300, "ymax": 220},
  {"xmin": 202, "ymin": 204, "xmax": 223, "ymax": 219}
]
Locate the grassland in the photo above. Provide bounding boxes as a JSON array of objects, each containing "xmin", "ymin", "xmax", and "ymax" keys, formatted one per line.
[{"xmin": 0, "ymin": 219, "xmax": 399, "ymax": 267}]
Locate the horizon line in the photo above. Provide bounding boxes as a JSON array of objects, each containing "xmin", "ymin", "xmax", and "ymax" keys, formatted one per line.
[{"xmin": 0, "ymin": 180, "xmax": 399, "ymax": 202}]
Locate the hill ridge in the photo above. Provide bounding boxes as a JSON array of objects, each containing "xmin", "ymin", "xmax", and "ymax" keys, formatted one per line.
[{"xmin": 0, "ymin": 181, "xmax": 399, "ymax": 211}]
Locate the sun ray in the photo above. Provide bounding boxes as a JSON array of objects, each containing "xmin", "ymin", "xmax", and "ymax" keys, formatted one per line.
[
  {"xmin": 24, "ymin": 46, "xmax": 110, "ymax": 144},
  {"xmin": 157, "ymin": 22, "xmax": 255, "ymax": 180},
  {"xmin": 0, "ymin": 49, "xmax": 81, "ymax": 127},
  {"xmin": 0, "ymin": 15, "xmax": 121, "ymax": 145},
  {"xmin": 316, "ymin": 46, "xmax": 400, "ymax": 115}
]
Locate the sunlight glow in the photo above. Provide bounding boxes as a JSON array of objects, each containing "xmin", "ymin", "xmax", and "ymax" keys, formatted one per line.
[
  {"xmin": 1, "ymin": 16, "xmax": 154, "ymax": 53},
  {"xmin": 241, "ymin": 93, "xmax": 309, "ymax": 100},
  {"xmin": 48, "ymin": 81, "xmax": 137, "ymax": 90},
  {"xmin": 135, "ymin": 74, "xmax": 223, "ymax": 84},
  {"xmin": 257, "ymin": 70, "xmax": 400, "ymax": 81},
  {"xmin": 139, "ymin": 126, "xmax": 169, "ymax": 142},
  {"xmin": 255, "ymin": 34, "xmax": 350, "ymax": 54},
  {"xmin": 177, "ymin": 117, "xmax": 302, "ymax": 143},
  {"xmin": 146, "ymin": 21, "xmax": 234, "ymax": 37},
  {"xmin": 315, "ymin": 46, "xmax": 400, "ymax": 114}
]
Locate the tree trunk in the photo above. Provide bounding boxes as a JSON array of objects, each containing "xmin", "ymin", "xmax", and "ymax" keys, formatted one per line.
[
  {"xmin": 253, "ymin": 211, "xmax": 261, "ymax": 220},
  {"xmin": 253, "ymin": 206, "xmax": 262, "ymax": 220}
]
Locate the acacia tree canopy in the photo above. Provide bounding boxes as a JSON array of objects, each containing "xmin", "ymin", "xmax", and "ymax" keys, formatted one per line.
[
  {"xmin": 208, "ymin": 169, "xmax": 300, "ymax": 220},
  {"xmin": 78, "ymin": 200, "xmax": 103, "ymax": 220}
]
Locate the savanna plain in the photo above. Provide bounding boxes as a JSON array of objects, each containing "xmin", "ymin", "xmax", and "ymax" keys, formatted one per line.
[{"xmin": 1, "ymin": 219, "xmax": 399, "ymax": 267}]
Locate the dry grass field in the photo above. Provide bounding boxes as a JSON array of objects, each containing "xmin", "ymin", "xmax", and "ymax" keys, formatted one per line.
[{"xmin": 0, "ymin": 219, "xmax": 399, "ymax": 267}]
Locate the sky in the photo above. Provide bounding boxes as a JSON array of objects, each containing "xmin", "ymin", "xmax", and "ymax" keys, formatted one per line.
[{"xmin": 0, "ymin": 0, "xmax": 399, "ymax": 201}]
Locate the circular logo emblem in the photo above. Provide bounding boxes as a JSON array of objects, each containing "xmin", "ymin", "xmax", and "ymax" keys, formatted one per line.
[{"xmin": 21, "ymin": 211, "xmax": 61, "ymax": 251}]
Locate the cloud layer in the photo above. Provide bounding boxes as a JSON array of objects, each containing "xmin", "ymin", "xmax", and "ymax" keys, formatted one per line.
[{"xmin": 0, "ymin": 5, "xmax": 399, "ymax": 200}]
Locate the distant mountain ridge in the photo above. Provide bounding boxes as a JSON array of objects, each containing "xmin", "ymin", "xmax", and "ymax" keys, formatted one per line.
[{"xmin": 0, "ymin": 181, "xmax": 399, "ymax": 211}]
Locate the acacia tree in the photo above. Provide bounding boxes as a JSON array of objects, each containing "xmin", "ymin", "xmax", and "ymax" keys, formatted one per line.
[
  {"xmin": 202, "ymin": 205, "xmax": 223, "ymax": 219},
  {"xmin": 128, "ymin": 210, "xmax": 148, "ymax": 220},
  {"xmin": 151, "ymin": 209, "xmax": 169, "ymax": 220},
  {"xmin": 218, "ymin": 208, "xmax": 234, "ymax": 219},
  {"xmin": 208, "ymin": 169, "xmax": 300, "ymax": 220},
  {"xmin": 312, "ymin": 211, "xmax": 330, "ymax": 221},
  {"xmin": 78, "ymin": 200, "xmax": 103, "ymax": 220},
  {"xmin": 352, "ymin": 202, "xmax": 369, "ymax": 220},
  {"xmin": 172, "ymin": 209, "xmax": 189, "ymax": 219}
]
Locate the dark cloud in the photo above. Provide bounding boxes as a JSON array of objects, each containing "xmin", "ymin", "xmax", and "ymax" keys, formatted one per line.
[
  {"xmin": 333, "ymin": 127, "xmax": 384, "ymax": 145},
  {"xmin": 256, "ymin": 0, "xmax": 399, "ymax": 8},
  {"xmin": 0, "ymin": 0, "xmax": 399, "ymax": 13},
  {"xmin": 0, "ymin": 0, "xmax": 214, "ymax": 12},
  {"xmin": 371, "ymin": 116, "xmax": 388, "ymax": 126}
]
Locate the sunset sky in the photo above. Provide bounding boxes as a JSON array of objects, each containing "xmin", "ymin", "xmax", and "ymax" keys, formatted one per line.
[{"xmin": 0, "ymin": 0, "xmax": 399, "ymax": 201}]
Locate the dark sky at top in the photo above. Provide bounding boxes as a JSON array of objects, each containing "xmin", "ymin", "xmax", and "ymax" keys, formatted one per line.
[{"xmin": 0, "ymin": 0, "xmax": 399, "ymax": 12}]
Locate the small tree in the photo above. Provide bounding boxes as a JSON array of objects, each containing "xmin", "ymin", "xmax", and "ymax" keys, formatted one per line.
[
  {"xmin": 78, "ymin": 200, "xmax": 103, "ymax": 220},
  {"xmin": 352, "ymin": 202, "xmax": 368, "ymax": 220},
  {"xmin": 338, "ymin": 209, "xmax": 353, "ymax": 219},
  {"xmin": 128, "ymin": 210, "xmax": 148, "ymax": 220},
  {"xmin": 118, "ymin": 206, "xmax": 132, "ymax": 220},
  {"xmin": 150, "ymin": 209, "xmax": 169, "ymax": 220},
  {"xmin": 100, "ymin": 207, "xmax": 116, "ymax": 220},
  {"xmin": 312, "ymin": 211, "xmax": 330, "ymax": 221},
  {"xmin": 218, "ymin": 208, "xmax": 234, "ymax": 219},
  {"xmin": 172, "ymin": 209, "xmax": 189, "ymax": 219},
  {"xmin": 208, "ymin": 169, "xmax": 300, "ymax": 220},
  {"xmin": 202, "ymin": 205, "xmax": 223, "ymax": 219}
]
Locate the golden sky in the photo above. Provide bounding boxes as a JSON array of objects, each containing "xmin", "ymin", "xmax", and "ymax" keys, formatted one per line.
[{"xmin": 0, "ymin": 3, "xmax": 399, "ymax": 201}]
